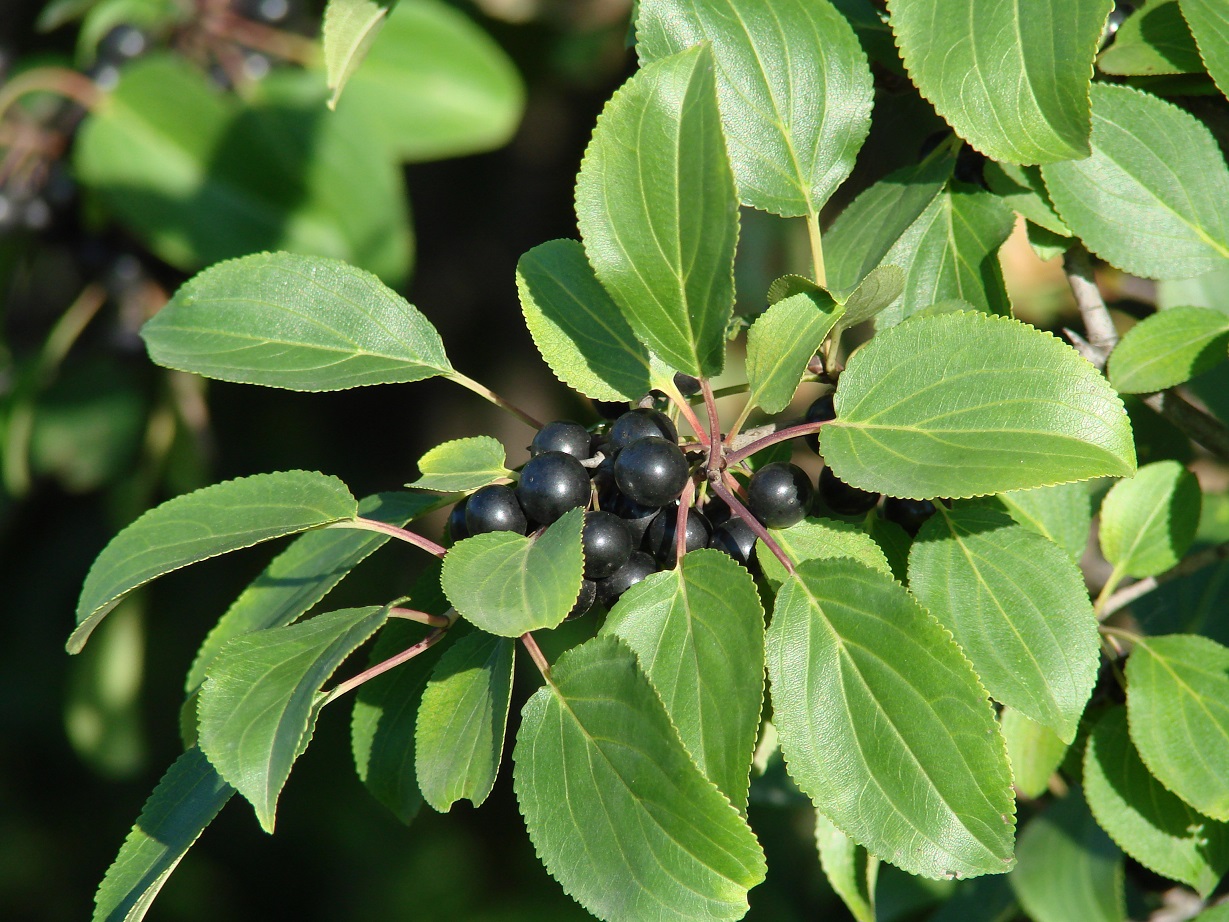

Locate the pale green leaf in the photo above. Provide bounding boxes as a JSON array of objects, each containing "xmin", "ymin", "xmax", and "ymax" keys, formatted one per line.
[
  {"xmin": 887, "ymin": 0, "xmax": 1111, "ymax": 164},
  {"xmin": 1042, "ymin": 84, "xmax": 1229, "ymax": 279},
  {"xmin": 820, "ymin": 312, "xmax": 1137, "ymax": 499},
  {"xmin": 1126, "ymin": 633, "xmax": 1229, "ymax": 821},
  {"xmin": 198, "ymin": 605, "xmax": 391, "ymax": 832},
  {"xmin": 1099, "ymin": 0, "xmax": 1203, "ymax": 76},
  {"xmin": 576, "ymin": 45, "xmax": 739, "ymax": 377},
  {"xmin": 755, "ymin": 515, "xmax": 892, "ymax": 592},
  {"xmin": 1010, "ymin": 789, "xmax": 1126, "ymax": 922},
  {"xmin": 1001, "ymin": 707, "xmax": 1068, "ymax": 799},
  {"xmin": 1085, "ymin": 706, "xmax": 1229, "ymax": 897},
  {"xmin": 1100, "ymin": 460, "xmax": 1201, "ymax": 578},
  {"xmin": 1108, "ymin": 306, "xmax": 1229, "ymax": 394},
  {"xmin": 833, "ymin": 265, "xmax": 907, "ymax": 330},
  {"xmin": 983, "ymin": 161, "xmax": 1071, "ymax": 236},
  {"xmin": 516, "ymin": 239, "xmax": 666, "ymax": 402},
  {"xmin": 142, "ymin": 251, "xmax": 452, "ymax": 392},
  {"xmin": 999, "ymin": 482, "xmax": 1092, "ymax": 562},
  {"xmin": 409, "ymin": 436, "xmax": 511, "ymax": 492},
  {"xmin": 601, "ymin": 549, "xmax": 765, "ymax": 812},
  {"xmin": 636, "ymin": 0, "xmax": 873, "ymax": 217},
  {"xmin": 1027, "ymin": 220, "xmax": 1072, "ymax": 262},
  {"xmin": 415, "ymin": 632, "xmax": 513, "ymax": 812},
  {"xmin": 1195, "ymin": 905, "xmax": 1229, "ymax": 922},
  {"xmin": 322, "ymin": 0, "xmax": 390, "ymax": 107},
  {"xmin": 92, "ymin": 748, "xmax": 233, "ymax": 922},
  {"xmin": 513, "ymin": 635, "xmax": 767, "ymax": 921},
  {"xmin": 440, "ymin": 507, "xmax": 584, "ymax": 636},
  {"xmin": 1182, "ymin": 0, "xmax": 1229, "ymax": 100},
  {"xmin": 815, "ymin": 811, "xmax": 878, "ymax": 922},
  {"xmin": 745, "ymin": 291, "xmax": 842, "ymax": 414},
  {"xmin": 909, "ymin": 503, "xmax": 1099, "ymax": 742},
  {"xmin": 71, "ymin": 471, "xmax": 357, "ymax": 654},
  {"xmin": 767, "ymin": 558, "xmax": 1016, "ymax": 879}
]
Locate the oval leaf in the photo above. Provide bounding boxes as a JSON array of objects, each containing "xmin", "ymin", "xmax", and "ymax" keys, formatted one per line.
[
  {"xmin": 576, "ymin": 44, "xmax": 739, "ymax": 377},
  {"xmin": 1099, "ymin": 460, "xmax": 1202, "ymax": 579},
  {"xmin": 409, "ymin": 436, "xmax": 511, "ymax": 493},
  {"xmin": 198, "ymin": 605, "xmax": 392, "ymax": 832},
  {"xmin": 888, "ymin": 0, "xmax": 1110, "ymax": 164},
  {"xmin": 745, "ymin": 291, "xmax": 842, "ymax": 414},
  {"xmin": 908, "ymin": 503, "xmax": 1100, "ymax": 743},
  {"xmin": 1108, "ymin": 306, "xmax": 1229, "ymax": 394},
  {"xmin": 767, "ymin": 558, "xmax": 1016, "ymax": 879},
  {"xmin": 821, "ymin": 312, "xmax": 1137, "ymax": 499},
  {"xmin": 1126, "ymin": 633, "xmax": 1229, "ymax": 821},
  {"xmin": 1098, "ymin": 0, "xmax": 1203, "ymax": 76},
  {"xmin": 833, "ymin": 266, "xmax": 907, "ymax": 331},
  {"xmin": 1001, "ymin": 707, "xmax": 1069, "ymax": 800},
  {"xmin": 71, "ymin": 470, "xmax": 357, "ymax": 654},
  {"xmin": 636, "ymin": 0, "xmax": 873, "ymax": 217},
  {"xmin": 1042, "ymin": 84, "xmax": 1229, "ymax": 279},
  {"xmin": 601, "ymin": 548, "xmax": 765, "ymax": 813},
  {"xmin": 755, "ymin": 515, "xmax": 892, "ymax": 592},
  {"xmin": 440, "ymin": 507, "xmax": 584, "ymax": 636},
  {"xmin": 1182, "ymin": 0, "xmax": 1229, "ymax": 100},
  {"xmin": 999, "ymin": 481, "xmax": 1092, "ymax": 562},
  {"xmin": 513, "ymin": 635, "xmax": 767, "ymax": 921}
]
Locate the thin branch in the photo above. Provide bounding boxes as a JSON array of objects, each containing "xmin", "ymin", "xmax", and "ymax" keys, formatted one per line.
[
  {"xmin": 320, "ymin": 622, "xmax": 450, "ymax": 706},
  {"xmin": 1145, "ymin": 390, "xmax": 1229, "ymax": 462},
  {"xmin": 328, "ymin": 517, "xmax": 447, "ymax": 558},
  {"xmin": 674, "ymin": 477, "xmax": 695, "ymax": 566},
  {"xmin": 447, "ymin": 371, "xmax": 545, "ymax": 431},
  {"xmin": 388, "ymin": 607, "xmax": 452, "ymax": 628},
  {"xmin": 1099, "ymin": 540, "xmax": 1229, "ymax": 620},
  {"xmin": 699, "ymin": 378, "xmax": 724, "ymax": 467},
  {"xmin": 806, "ymin": 211, "xmax": 827, "ymax": 289},
  {"xmin": 1063, "ymin": 244, "xmax": 1118, "ymax": 359},
  {"xmin": 667, "ymin": 383, "xmax": 710, "ymax": 446},
  {"xmin": 0, "ymin": 67, "xmax": 102, "ymax": 123},
  {"xmin": 520, "ymin": 632, "xmax": 552, "ymax": 680},
  {"xmin": 709, "ymin": 473, "xmax": 794, "ymax": 575},
  {"xmin": 727, "ymin": 420, "xmax": 827, "ymax": 466}
]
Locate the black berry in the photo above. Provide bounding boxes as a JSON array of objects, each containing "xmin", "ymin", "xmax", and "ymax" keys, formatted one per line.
[
  {"xmin": 614, "ymin": 436, "xmax": 690, "ymax": 507},
  {"xmin": 608, "ymin": 408, "xmax": 678, "ymax": 454},
  {"xmin": 531, "ymin": 420, "xmax": 592, "ymax": 460},
  {"xmin": 702, "ymin": 492, "xmax": 732, "ymax": 528},
  {"xmin": 565, "ymin": 579, "xmax": 598, "ymax": 621},
  {"xmin": 747, "ymin": 462, "xmax": 813, "ymax": 528},
  {"xmin": 447, "ymin": 498, "xmax": 471, "ymax": 543},
  {"xmin": 582, "ymin": 511, "xmax": 634, "ymax": 579},
  {"xmin": 595, "ymin": 551, "xmax": 657, "ymax": 609},
  {"xmin": 516, "ymin": 451, "xmax": 591, "ymax": 524},
  {"xmin": 804, "ymin": 393, "xmax": 836, "ymax": 453},
  {"xmin": 710, "ymin": 517, "xmax": 758, "ymax": 570},
  {"xmin": 673, "ymin": 372, "xmax": 702, "ymax": 397},
  {"xmin": 465, "ymin": 484, "xmax": 527, "ymax": 535},
  {"xmin": 602, "ymin": 490, "xmax": 661, "ymax": 544},
  {"xmin": 645, "ymin": 505, "xmax": 712, "ymax": 566},
  {"xmin": 882, "ymin": 497, "xmax": 938, "ymax": 536},
  {"xmin": 818, "ymin": 466, "xmax": 880, "ymax": 516}
]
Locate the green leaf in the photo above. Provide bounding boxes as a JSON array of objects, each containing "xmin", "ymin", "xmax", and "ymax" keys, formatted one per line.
[
  {"xmin": 815, "ymin": 811, "xmax": 878, "ymax": 922},
  {"xmin": 1098, "ymin": 0, "xmax": 1203, "ymax": 75},
  {"xmin": 71, "ymin": 470, "xmax": 357, "ymax": 654},
  {"xmin": 198, "ymin": 605, "xmax": 391, "ymax": 832},
  {"xmin": 322, "ymin": 0, "xmax": 392, "ymax": 107},
  {"xmin": 92, "ymin": 748, "xmax": 233, "ymax": 922},
  {"xmin": 440, "ymin": 507, "xmax": 584, "ymax": 636},
  {"xmin": 1126, "ymin": 633, "xmax": 1229, "ymax": 821},
  {"xmin": 755, "ymin": 515, "xmax": 892, "ymax": 592},
  {"xmin": 824, "ymin": 152, "xmax": 955, "ymax": 292},
  {"xmin": 601, "ymin": 549, "xmax": 765, "ymax": 813},
  {"xmin": 1108, "ymin": 306, "xmax": 1229, "ymax": 394},
  {"xmin": 1099, "ymin": 460, "xmax": 1201, "ymax": 578},
  {"xmin": 999, "ymin": 482, "xmax": 1092, "ymax": 562},
  {"xmin": 1085, "ymin": 706, "xmax": 1229, "ymax": 896},
  {"xmin": 516, "ymin": 239, "xmax": 667, "ymax": 402},
  {"xmin": 887, "ymin": 0, "xmax": 1110, "ymax": 164},
  {"xmin": 1042, "ymin": 84, "xmax": 1229, "ymax": 279},
  {"xmin": 408, "ymin": 436, "xmax": 511, "ymax": 493},
  {"xmin": 744, "ymin": 291, "xmax": 842, "ymax": 414},
  {"xmin": 1182, "ymin": 0, "xmax": 1229, "ymax": 100},
  {"xmin": 415, "ymin": 631, "xmax": 513, "ymax": 812},
  {"xmin": 983, "ymin": 161, "xmax": 1071, "ymax": 237},
  {"xmin": 636, "ymin": 0, "xmax": 873, "ymax": 218},
  {"xmin": 1010, "ymin": 788, "xmax": 1126, "ymax": 922},
  {"xmin": 334, "ymin": 0, "xmax": 523, "ymax": 162},
  {"xmin": 833, "ymin": 265, "xmax": 907, "ymax": 330},
  {"xmin": 820, "ymin": 312, "xmax": 1137, "ymax": 499},
  {"xmin": 767, "ymin": 558, "xmax": 1016, "ymax": 879},
  {"xmin": 513, "ymin": 635, "xmax": 767, "ymax": 921},
  {"xmin": 142, "ymin": 251, "xmax": 452, "ymax": 392},
  {"xmin": 874, "ymin": 185, "xmax": 1015, "ymax": 330},
  {"xmin": 1001, "ymin": 707, "xmax": 1068, "ymax": 799},
  {"xmin": 576, "ymin": 44, "xmax": 739, "ymax": 377},
  {"xmin": 1195, "ymin": 906, "xmax": 1229, "ymax": 922}
]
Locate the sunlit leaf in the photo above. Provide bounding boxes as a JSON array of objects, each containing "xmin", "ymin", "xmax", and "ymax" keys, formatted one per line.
[
  {"xmin": 1108, "ymin": 306, "xmax": 1229, "ymax": 394},
  {"xmin": 408, "ymin": 436, "xmax": 512, "ymax": 493},
  {"xmin": 1099, "ymin": 460, "xmax": 1201, "ymax": 579},
  {"xmin": 744, "ymin": 291, "xmax": 842, "ymax": 414}
]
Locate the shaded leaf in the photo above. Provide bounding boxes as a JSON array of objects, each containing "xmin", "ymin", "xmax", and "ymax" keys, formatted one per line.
[
  {"xmin": 815, "ymin": 811, "xmax": 878, "ymax": 922},
  {"xmin": 983, "ymin": 161, "xmax": 1071, "ymax": 236},
  {"xmin": 1182, "ymin": 0, "xmax": 1229, "ymax": 100},
  {"xmin": 1108, "ymin": 306, "xmax": 1229, "ymax": 394},
  {"xmin": 1100, "ymin": 460, "xmax": 1201, "ymax": 578},
  {"xmin": 999, "ymin": 482, "xmax": 1092, "ymax": 562},
  {"xmin": 833, "ymin": 265, "xmax": 907, "ymax": 330},
  {"xmin": 1098, "ymin": 0, "xmax": 1203, "ymax": 76},
  {"xmin": 755, "ymin": 515, "xmax": 892, "ymax": 592},
  {"xmin": 745, "ymin": 291, "xmax": 842, "ymax": 414},
  {"xmin": 1001, "ymin": 707, "xmax": 1068, "ymax": 799},
  {"xmin": 409, "ymin": 436, "xmax": 511, "ymax": 493}
]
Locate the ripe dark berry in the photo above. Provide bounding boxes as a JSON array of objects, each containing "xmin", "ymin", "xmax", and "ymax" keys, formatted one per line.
[
  {"xmin": 804, "ymin": 393, "xmax": 836, "ymax": 453},
  {"xmin": 447, "ymin": 498, "xmax": 471, "ymax": 543},
  {"xmin": 582, "ymin": 511, "xmax": 634, "ymax": 579},
  {"xmin": 614, "ymin": 436, "xmax": 690, "ymax": 507},
  {"xmin": 702, "ymin": 492, "xmax": 732, "ymax": 528},
  {"xmin": 645, "ymin": 505, "xmax": 712, "ymax": 566},
  {"xmin": 747, "ymin": 462, "xmax": 814, "ymax": 528},
  {"xmin": 882, "ymin": 497, "xmax": 938, "ymax": 536},
  {"xmin": 710, "ymin": 517, "xmax": 758, "ymax": 570},
  {"xmin": 516, "ymin": 451, "xmax": 591, "ymax": 524},
  {"xmin": 465, "ymin": 484, "xmax": 527, "ymax": 535},
  {"xmin": 595, "ymin": 551, "xmax": 657, "ymax": 609},
  {"xmin": 531, "ymin": 420, "xmax": 592, "ymax": 460},
  {"xmin": 673, "ymin": 372, "xmax": 701, "ymax": 397},
  {"xmin": 608, "ymin": 408, "xmax": 678, "ymax": 454},
  {"xmin": 603, "ymin": 490, "xmax": 661, "ymax": 544},
  {"xmin": 565, "ymin": 579, "xmax": 598, "ymax": 621},
  {"xmin": 818, "ymin": 466, "xmax": 880, "ymax": 516}
]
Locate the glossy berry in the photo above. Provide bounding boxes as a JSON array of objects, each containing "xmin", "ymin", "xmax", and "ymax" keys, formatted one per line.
[
  {"xmin": 710, "ymin": 517, "xmax": 758, "ymax": 570},
  {"xmin": 747, "ymin": 462, "xmax": 814, "ymax": 528},
  {"xmin": 595, "ymin": 551, "xmax": 657, "ymax": 609},
  {"xmin": 465, "ymin": 485, "xmax": 527, "ymax": 535},
  {"xmin": 804, "ymin": 393, "xmax": 836, "ymax": 453},
  {"xmin": 516, "ymin": 451, "xmax": 591, "ymax": 524},
  {"xmin": 565, "ymin": 579, "xmax": 598, "ymax": 621},
  {"xmin": 882, "ymin": 497, "xmax": 938, "ymax": 537},
  {"xmin": 446, "ymin": 498, "xmax": 471, "ymax": 543},
  {"xmin": 645, "ymin": 506, "xmax": 711, "ymax": 567},
  {"xmin": 673, "ymin": 372, "xmax": 701, "ymax": 397},
  {"xmin": 702, "ymin": 493, "xmax": 732, "ymax": 528},
  {"xmin": 582, "ymin": 511, "xmax": 634, "ymax": 579},
  {"xmin": 608, "ymin": 408, "xmax": 678, "ymax": 454},
  {"xmin": 531, "ymin": 420, "xmax": 592, "ymax": 460},
  {"xmin": 818, "ymin": 466, "xmax": 880, "ymax": 516},
  {"xmin": 614, "ymin": 437, "xmax": 690, "ymax": 507},
  {"xmin": 603, "ymin": 490, "xmax": 661, "ymax": 544}
]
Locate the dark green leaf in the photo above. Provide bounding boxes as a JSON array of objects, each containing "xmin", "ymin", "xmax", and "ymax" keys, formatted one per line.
[
  {"xmin": 1098, "ymin": 0, "xmax": 1203, "ymax": 76},
  {"xmin": 1182, "ymin": 0, "xmax": 1229, "ymax": 100},
  {"xmin": 745, "ymin": 291, "xmax": 842, "ymax": 414},
  {"xmin": 1001, "ymin": 707, "xmax": 1068, "ymax": 799},
  {"xmin": 408, "ymin": 436, "xmax": 512, "ymax": 493},
  {"xmin": 833, "ymin": 266, "xmax": 907, "ymax": 331},
  {"xmin": 1099, "ymin": 460, "xmax": 1202, "ymax": 578},
  {"xmin": 1108, "ymin": 306, "xmax": 1229, "ymax": 394}
]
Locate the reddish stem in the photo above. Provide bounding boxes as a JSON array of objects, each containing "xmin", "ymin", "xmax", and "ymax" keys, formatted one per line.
[
  {"xmin": 674, "ymin": 478, "xmax": 695, "ymax": 567},
  {"xmin": 709, "ymin": 474, "xmax": 795, "ymax": 575},
  {"xmin": 672, "ymin": 392, "xmax": 711, "ymax": 447},
  {"xmin": 726, "ymin": 420, "xmax": 828, "ymax": 466},
  {"xmin": 520, "ymin": 632, "xmax": 552, "ymax": 680},
  {"xmin": 328, "ymin": 517, "xmax": 447, "ymax": 558},
  {"xmin": 388, "ymin": 607, "xmax": 452, "ymax": 628},
  {"xmin": 321, "ymin": 624, "xmax": 449, "ymax": 705}
]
